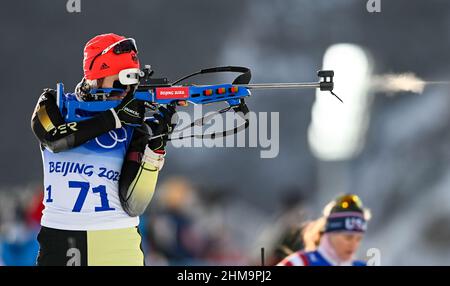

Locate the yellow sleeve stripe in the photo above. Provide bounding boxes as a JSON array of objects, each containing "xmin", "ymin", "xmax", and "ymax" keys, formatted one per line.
[{"xmin": 37, "ymin": 105, "xmax": 56, "ymax": 132}]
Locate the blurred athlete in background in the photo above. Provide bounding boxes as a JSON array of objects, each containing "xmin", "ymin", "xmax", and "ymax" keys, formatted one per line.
[{"xmin": 277, "ymin": 194, "xmax": 370, "ymax": 266}]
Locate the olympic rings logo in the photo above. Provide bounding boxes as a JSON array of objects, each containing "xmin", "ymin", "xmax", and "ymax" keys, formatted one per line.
[{"xmin": 95, "ymin": 127, "xmax": 128, "ymax": 149}]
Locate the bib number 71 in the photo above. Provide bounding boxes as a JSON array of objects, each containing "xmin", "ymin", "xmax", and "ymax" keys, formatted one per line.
[{"xmin": 69, "ymin": 181, "xmax": 115, "ymax": 212}]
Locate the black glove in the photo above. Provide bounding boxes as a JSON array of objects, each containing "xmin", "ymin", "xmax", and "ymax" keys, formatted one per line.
[
  {"xmin": 113, "ymin": 89, "xmax": 145, "ymax": 127},
  {"xmin": 146, "ymin": 105, "xmax": 177, "ymax": 151}
]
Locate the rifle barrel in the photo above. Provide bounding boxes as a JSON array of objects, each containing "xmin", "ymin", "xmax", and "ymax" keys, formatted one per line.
[{"xmin": 238, "ymin": 82, "xmax": 321, "ymax": 89}]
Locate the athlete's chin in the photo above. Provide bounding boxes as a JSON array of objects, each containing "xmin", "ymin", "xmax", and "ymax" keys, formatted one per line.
[{"xmin": 339, "ymin": 251, "xmax": 354, "ymax": 261}]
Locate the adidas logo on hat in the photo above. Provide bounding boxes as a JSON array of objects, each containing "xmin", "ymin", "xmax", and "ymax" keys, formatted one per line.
[{"xmin": 100, "ymin": 63, "xmax": 110, "ymax": 70}]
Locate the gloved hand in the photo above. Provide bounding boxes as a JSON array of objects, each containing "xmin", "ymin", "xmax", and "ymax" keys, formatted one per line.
[
  {"xmin": 113, "ymin": 89, "xmax": 145, "ymax": 127},
  {"xmin": 146, "ymin": 105, "xmax": 177, "ymax": 151}
]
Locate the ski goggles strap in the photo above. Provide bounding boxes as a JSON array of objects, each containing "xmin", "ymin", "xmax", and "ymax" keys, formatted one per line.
[{"xmin": 89, "ymin": 38, "xmax": 138, "ymax": 71}]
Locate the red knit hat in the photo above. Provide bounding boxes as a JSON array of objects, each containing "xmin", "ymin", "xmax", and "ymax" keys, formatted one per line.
[{"xmin": 83, "ymin": 33, "xmax": 140, "ymax": 80}]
